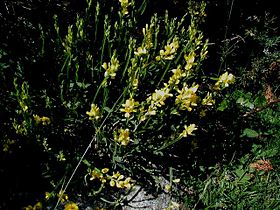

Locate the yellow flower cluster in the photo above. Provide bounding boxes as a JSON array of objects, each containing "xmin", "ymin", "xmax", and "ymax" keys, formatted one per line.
[
  {"xmin": 33, "ymin": 114, "xmax": 51, "ymax": 125},
  {"xmin": 214, "ymin": 72, "xmax": 235, "ymax": 90},
  {"xmin": 20, "ymin": 101, "xmax": 29, "ymax": 112},
  {"xmin": 164, "ymin": 201, "xmax": 180, "ymax": 210},
  {"xmin": 156, "ymin": 37, "xmax": 179, "ymax": 61},
  {"xmin": 63, "ymin": 26, "xmax": 73, "ymax": 56},
  {"xmin": 119, "ymin": 0, "xmax": 130, "ymax": 15},
  {"xmin": 134, "ymin": 47, "xmax": 147, "ymax": 56},
  {"xmin": 168, "ymin": 66, "xmax": 186, "ymax": 85},
  {"xmin": 44, "ymin": 191, "xmax": 78, "ymax": 210},
  {"xmin": 120, "ymin": 98, "xmax": 139, "ymax": 118},
  {"xmin": 202, "ymin": 92, "xmax": 215, "ymax": 106},
  {"xmin": 141, "ymin": 86, "xmax": 173, "ymax": 121},
  {"xmin": 179, "ymin": 124, "xmax": 197, "ymax": 138},
  {"xmin": 142, "ymin": 23, "xmax": 154, "ymax": 50},
  {"xmin": 167, "ymin": 53, "xmax": 196, "ymax": 87},
  {"xmin": 58, "ymin": 190, "xmax": 69, "ymax": 203},
  {"xmin": 64, "ymin": 202, "xmax": 79, "ymax": 210},
  {"xmin": 102, "ymin": 53, "xmax": 120, "ymax": 79},
  {"xmin": 164, "ymin": 178, "xmax": 180, "ymax": 193},
  {"xmin": 134, "ymin": 24, "xmax": 154, "ymax": 56},
  {"xmin": 109, "ymin": 171, "xmax": 133, "ymax": 189},
  {"xmin": 89, "ymin": 168, "xmax": 133, "ymax": 190},
  {"xmin": 2, "ymin": 139, "xmax": 15, "ymax": 152},
  {"xmin": 184, "ymin": 52, "xmax": 196, "ymax": 71},
  {"xmin": 90, "ymin": 167, "xmax": 109, "ymax": 183},
  {"xmin": 141, "ymin": 52, "xmax": 198, "ymax": 120},
  {"xmin": 175, "ymin": 84, "xmax": 199, "ymax": 111},
  {"xmin": 57, "ymin": 150, "xmax": 66, "ymax": 162},
  {"xmin": 114, "ymin": 128, "xmax": 130, "ymax": 146},
  {"xmin": 86, "ymin": 103, "xmax": 101, "ymax": 121},
  {"xmin": 25, "ymin": 202, "xmax": 42, "ymax": 210},
  {"xmin": 149, "ymin": 87, "xmax": 173, "ymax": 108},
  {"xmin": 45, "ymin": 192, "xmax": 52, "ymax": 200}
]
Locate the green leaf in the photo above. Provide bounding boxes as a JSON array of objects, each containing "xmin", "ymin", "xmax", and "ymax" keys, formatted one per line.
[
  {"xmin": 217, "ymin": 99, "xmax": 229, "ymax": 111},
  {"xmin": 242, "ymin": 128, "xmax": 259, "ymax": 138},
  {"xmin": 83, "ymin": 159, "xmax": 91, "ymax": 167},
  {"xmin": 236, "ymin": 97, "xmax": 245, "ymax": 104}
]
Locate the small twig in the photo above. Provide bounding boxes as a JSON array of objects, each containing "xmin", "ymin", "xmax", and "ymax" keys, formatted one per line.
[{"xmin": 221, "ymin": 34, "xmax": 246, "ymax": 43}]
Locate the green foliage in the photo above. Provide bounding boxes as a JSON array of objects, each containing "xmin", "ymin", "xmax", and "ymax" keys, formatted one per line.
[
  {"xmin": 186, "ymin": 162, "xmax": 280, "ymax": 209},
  {"xmin": 1, "ymin": 0, "xmax": 280, "ymax": 209}
]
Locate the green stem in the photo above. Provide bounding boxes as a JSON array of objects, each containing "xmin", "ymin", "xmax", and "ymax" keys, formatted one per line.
[
  {"xmin": 93, "ymin": 78, "xmax": 107, "ymax": 103},
  {"xmin": 156, "ymin": 136, "xmax": 181, "ymax": 151},
  {"xmin": 157, "ymin": 61, "xmax": 171, "ymax": 87}
]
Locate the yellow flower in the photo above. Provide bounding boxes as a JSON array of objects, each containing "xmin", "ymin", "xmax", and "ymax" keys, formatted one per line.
[
  {"xmin": 150, "ymin": 87, "xmax": 173, "ymax": 107},
  {"xmin": 141, "ymin": 86, "xmax": 173, "ymax": 121},
  {"xmin": 134, "ymin": 46, "xmax": 147, "ymax": 56},
  {"xmin": 180, "ymin": 124, "xmax": 197, "ymax": 138},
  {"xmin": 119, "ymin": 0, "xmax": 130, "ymax": 15},
  {"xmin": 142, "ymin": 24, "xmax": 153, "ymax": 49},
  {"xmin": 33, "ymin": 115, "xmax": 51, "ymax": 125},
  {"xmin": 33, "ymin": 114, "xmax": 41, "ymax": 124},
  {"xmin": 122, "ymin": 177, "xmax": 132, "ymax": 189},
  {"xmin": 120, "ymin": 98, "xmax": 139, "ymax": 118},
  {"xmin": 25, "ymin": 202, "xmax": 42, "ymax": 210},
  {"xmin": 57, "ymin": 150, "xmax": 66, "ymax": 161},
  {"xmin": 115, "ymin": 128, "xmax": 130, "ymax": 146},
  {"xmin": 184, "ymin": 52, "xmax": 196, "ymax": 70},
  {"xmin": 102, "ymin": 53, "xmax": 120, "ymax": 79},
  {"xmin": 2, "ymin": 139, "xmax": 15, "ymax": 152},
  {"xmin": 214, "ymin": 72, "xmax": 235, "ymax": 89},
  {"xmin": 168, "ymin": 66, "xmax": 186, "ymax": 85},
  {"xmin": 112, "ymin": 171, "xmax": 121, "ymax": 179},
  {"xmin": 199, "ymin": 109, "xmax": 207, "ymax": 117},
  {"xmin": 58, "ymin": 190, "xmax": 69, "ymax": 203},
  {"xmin": 168, "ymin": 201, "xmax": 180, "ymax": 210},
  {"xmin": 25, "ymin": 205, "xmax": 33, "ymax": 210},
  {"xmin": 90, "ymin": 168, "xmax": 102, "ymax": 180},
  {"xmin": 109, "ymin": 172, "xmax": 133, "ymax": 189},
  {"xmin": 156, "ymin": 37, "xmax": 179, "ymax": 61},
  {"xmin": 172, "ymin": 178, "xmax": 180, "ymax": 183},
  {"xmin": 86, "ymin": 104, "xmax": 101, "ymax": 121},
  {"xmin": 64, "ymin": 202, "xmax": 79, "ymax": 210},
  {"xmin": 101, "ymin": 168, "xmax": 109, "ymax": 174},
  {"xmin": 109, "ymin": 179, "xmax": 116, "ymax": 187},
  {"xmin": 202, "ymin": 92, "xmax": 215, "ymax": 106},
  {"xmin": 175, "ymin": 84, "xmax": 199, "ymax": 111},
  {"xmin": 132, "ymin": 78, "xmax": 139, "ymax": 89},
  {"xmin": 90, "ymin": 168, "xmax": 107, "ymax": 183},
  {"xmin": 220, "ymin": 72, "xmax": 235, "ymax": 86},
  {"xmin": 164, "ymin": 184, "xmax": 172, "ymax": 193},
  {"xmin": 33, "ymin": 202, "xmax": 42, "ymax": 210},
  {"xmin": 41, "ymin": 116, "xmax": 51, "ymax": 125},
  {"xmin": 45, "ymin": 192, "xmax": 52, "ymax": 200}
]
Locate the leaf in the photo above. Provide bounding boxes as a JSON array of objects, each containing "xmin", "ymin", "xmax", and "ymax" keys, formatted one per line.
[
  {"xmin": 236, "ymin": 97, "xmax": 245, "ymax": 104},
  {"xmin": 217, "ymin": 99, "xmax": 229, "ymax": 111},
  {"xmin": 83, "ymin": 159, "xmax": 91, "ymax": 167},
  {"xmin": 235, "ymin": 167, "xmax": 251, "ymax": 183},
  {"xmin": 237, "ymin": 97, "xmax": 254, "ymax": 109},
  {"xmin": 245, "ymin": 101, "xmax": 254, "ymax": 109},
  {"xmin": 242, "ymin": 128, "xmax": 259, "ymax": 138}
]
